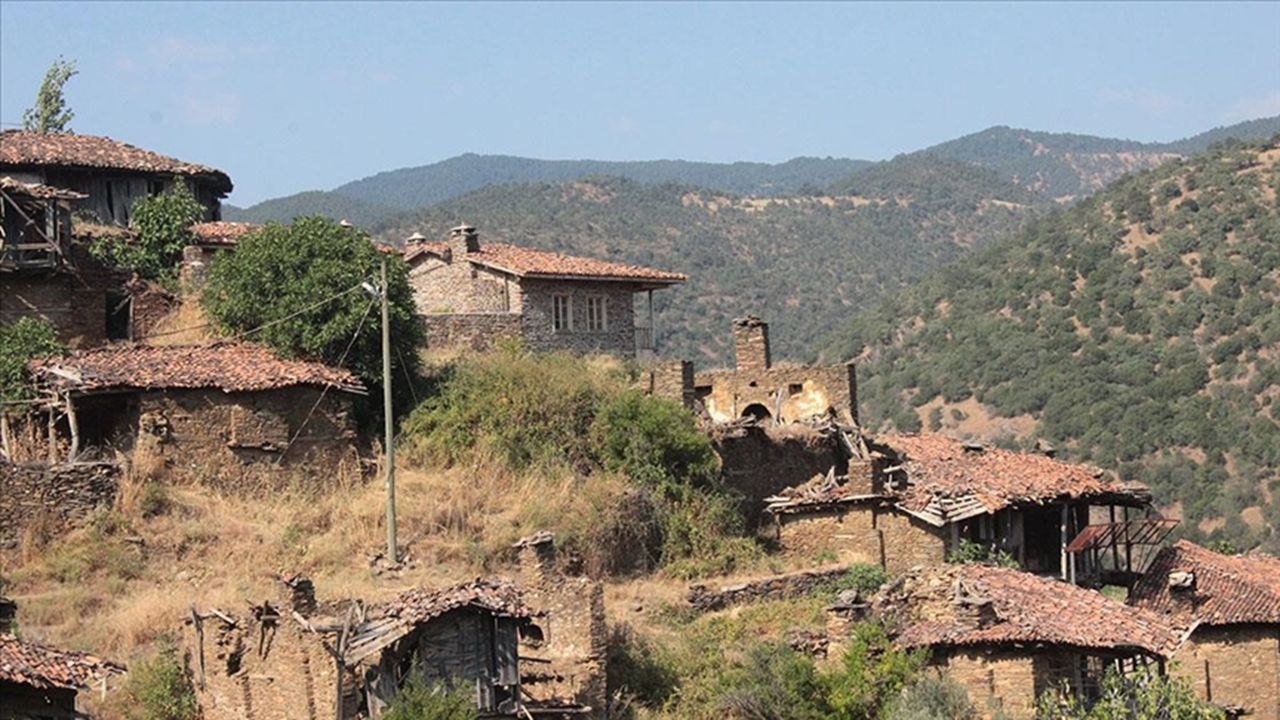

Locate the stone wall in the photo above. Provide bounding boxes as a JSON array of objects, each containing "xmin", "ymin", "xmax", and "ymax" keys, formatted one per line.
[
  {"xmin": 641, "ymin": 359, "xmax": 695, "ymax": 409},
  {"xmin": 687, "ymin": 568, "xmax": 852, "ymax": 613},
  {"xmin": 420, "ymin": 312, "xmax": 523, "ymax": 353},
  {"xmin": 408, "ymin": 254, "xmax": 518, "ymax": 315},
  {"xmin": 776, "ymin": 505, "xmax": 947, "ymax": 575},
  {"xmin": 520, "ymin": 280, "xmax": 638, "ymax": 357},
  {"xmin": 941, "ymin": 649, "xmax": 1039, "ymax": 718},
  {"xmin": 0, "ymin": 462, "xmax": 118, "ymax": 548},
  {"xmin": 713, "ymin": 424, "xmax": 842, "ymax": 523},
  {"xmin": 1172, "ymin": 624, "xmax": 1280, "ymax": 717},
  {"xmin": 0, "ymin": 274, "xmax": 108, "ymax": 349},
  {"xmin": 695, "ymin": 362, "xmax": 857, "ymax": 425}
]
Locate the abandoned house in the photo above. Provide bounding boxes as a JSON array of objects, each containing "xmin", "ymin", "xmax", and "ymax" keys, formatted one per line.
[
  {"xmin": 765, "ymin": 433, "xmax": 1174, "ymax": 579},
  {"xmin": 181, "ymin": 220, "xmax": 261, "ymax": 286},
  {"xmin": 23, "ymin": 343, "xmax": 365, "ymax": 490},
  {"xmin": 855, "ymin": 563, "xmax": 1177, "ymax": 717},
  {"xmin": 0, "ymin": 129, "xmax": 231, "ymax": 225},
  {"xmin": 187, "ymin": 578, "xmax": 566, "ymax": 719},
  {"xmin": 402, "ymin": 224, "xmax": 685, "ymax": 357},
  {"xmin": 0, "ymin": 630, "xmax": 124, "ymax": 719},
  {"xmin": 1128, "ymin": 540, "xmax": 1280, "ymax": 717},
  {"xmin": 684, "ymin": 316, "xmax": 859, "ymax": 426}
]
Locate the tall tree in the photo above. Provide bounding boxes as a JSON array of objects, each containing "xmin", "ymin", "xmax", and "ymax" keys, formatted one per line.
[{"xmin": 23, "ymin": 56, "xmax": 78, "ymax": 134}]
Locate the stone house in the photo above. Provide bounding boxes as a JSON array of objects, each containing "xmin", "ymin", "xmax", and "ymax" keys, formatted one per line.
[
  {"xmin": 0, "ymin": 129, "xmax": 231, "ymax": 225},
  {"xmin": 24, "ymin": 343, "xmax": 364, "ymax": 490},
  {"xmin": 857, "ymin": 564, "xmax": 1177, "ymax": 717},
  {"xmin": 765, "ymin": 433, "xmax": 1171, "ymax": 579},
  {"xmin": 0, "ymin": 630, "xmax": 123, "ymax": 719},
  {"xmin": 187, "ymin": 578, "xmax": 563, "ymax": 719},
  {"xmin": 1128, "ymin": 540, "xmax": 1280, "ymax": 717},
  {"xmin": 180, "ymin": 220, "xmax": 261, "ymax": 287},
  {"xmin": 690, "ymin": 316, "xmax": 859, "ymax": 426},
  {"xmin": 402, "ymin": 224, "xmax": 685, "ymax": 357}
]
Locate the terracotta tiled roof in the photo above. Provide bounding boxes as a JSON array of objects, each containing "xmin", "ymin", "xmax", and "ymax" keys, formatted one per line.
[
  {"xmin": 1129, "ymin": 540, "xmax": 1280, "ymax": 631},
  {"xmin": 189, "ymin": 221, "xmax": 260, "ymax": 246},
  {"xmin": 29, "ymin": 343, "xmax": 365, "ymax": 395},
  {"xmin": 403, "ymin": 239, "xmax": 686, "ymax": 285},
  {"xmin": 0, "ymin": 634, "xmax": 124, "ymax": 690},
  {"xmin": 0, "ymin": 130, "xmax": 232, "ymax": 193},
  {"xmin": 0, "ymin": 175, "xmax": 86, "ymax": 200},
  {"xmin": 384, "ymin": 579, "xmax": 539, "ymax": 624},
  {"xmin": 768, "ymin": 433, "xmax": 1151, "ymax": 525},
  {"xmin": 876, "ymin": 565, "xmax": 1177, "ymax": 656}
]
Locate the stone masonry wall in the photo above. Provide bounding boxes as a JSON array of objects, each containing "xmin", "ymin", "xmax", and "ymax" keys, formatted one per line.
[
  {"xmin": 941, "ymin": 649, "xmax": 1039, "ymax": 718},
  {"xmin": 0, "ymin": 462, "xmax": 118, "ymax": 548},
  {"xmin": 777, "ymin": 505, "xmax": 947, "ymax": 575},
  {"xmin": 696, "ymin": 363, "xmax": 857, "ymax": 425},
  {"xmin": 0, "ymin": 275, "xmax": 108, "ymax": 349},
  {"xmin": 421, "ymin": 312, "xmax": 523, "ymax": 353},
  {"xmin": 714, "ymin": 424, "xmax": 842, "ymax": 524},
  {"xmin": 407, "ymin": 254, "xmax": 519, "ymax": 315},
  {"xmin": 1172, "ymin": 624, "xmax": 1280, "ymax": 717},
  {"xmin": 520, "ymin": 280, "xmax": 637, "ymax": 357},
  {"xmin": 687, "ymin": 568, "xmax": 852, "ymax": 613}
]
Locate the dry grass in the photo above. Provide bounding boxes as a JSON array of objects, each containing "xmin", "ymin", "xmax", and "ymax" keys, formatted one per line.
[{"xmin": 143, "ymin": 296, "xmax": 218, "ymax": 345}]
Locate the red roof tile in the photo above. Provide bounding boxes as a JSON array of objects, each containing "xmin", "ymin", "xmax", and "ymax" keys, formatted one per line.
[
  {"xmin": 29, "ymin": 343, "xmax": 364, "ymax": 395},
  {"xmin": 1129, "ymin": 540, "xmax": 1280, "ymax": 631},
  {"xmin": 0, "ymin": 634, "xmax": 124, "ymax": 690},
  {"xmin": 403, "ymin": 239, "xmax": 685, "ymax": 284},
  {"xmin": 769, "ymin": 433, "xmax": 1150, "ymax": 525},
  {"xmin": 189, "ymin": 221, "xmax": 260, "ymax": 246},
  {"xmin": 0, "ymin": 130, "xmax": 232, "ymax": 193},
  {"xmin": 877, "ymin": 565, "xmax": 1177, "ymax": 656},
  {"xmin": 384, "ymin": 579, "xmax": 539, "ymax": 624}
]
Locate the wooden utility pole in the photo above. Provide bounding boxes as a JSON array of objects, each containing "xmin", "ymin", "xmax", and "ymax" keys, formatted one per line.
[{"xmin": 381, "ymin": 257, "xmax": 398, "ymax": 564}]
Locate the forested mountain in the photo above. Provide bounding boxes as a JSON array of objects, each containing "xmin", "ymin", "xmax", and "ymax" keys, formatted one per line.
[
  {"xmin": 373, "ymin": 156, "xmax": 1038, "ymax": 364},
  {"xmin": 826, "ymin": 137, "xmax": 1280, "ymax": 552},
  {"xmin": 223, "ymin": 190, "xmax": 398, "ymax": 227},
  {"xmin": 225, "ymin": 155, "xmax": 871, "ymax": 223}
]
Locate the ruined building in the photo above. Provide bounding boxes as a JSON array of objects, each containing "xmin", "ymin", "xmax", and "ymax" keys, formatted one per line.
[
  {"xmin": 1, "ymin": 600, "xmax": 124, "ymax": 720},
  {"xmin": 402, "ymin": 224, "xmax": 685, "ymax": 357}
]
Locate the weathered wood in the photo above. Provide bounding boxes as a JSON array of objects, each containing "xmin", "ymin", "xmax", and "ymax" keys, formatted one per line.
[
  {"xmin": 190, "ymin": 605, "xmax": 206, "ymax": 691},
  {"xmin": 65, "ymin": 393, "xmax": 79, "ymax": 463}
]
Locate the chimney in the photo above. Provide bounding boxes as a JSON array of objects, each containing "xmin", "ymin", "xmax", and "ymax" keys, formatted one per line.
[
  {"xmin": 733, "ymin": 315, "xmax": 771, "ymax": 374},
  {"xmin": 448, "ymin": 223, "xmax": 480, "ymax": 256}
]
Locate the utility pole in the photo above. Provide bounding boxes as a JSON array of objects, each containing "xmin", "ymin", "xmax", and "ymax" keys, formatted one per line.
[{"xmin": 381, "ymin": 257, "xmax": 398, "ymax": 564}]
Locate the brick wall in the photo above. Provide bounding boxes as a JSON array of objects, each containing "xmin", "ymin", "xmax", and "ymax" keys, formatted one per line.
[
  {"xmin": 0, "ymin": 462, "xmax": 118, "ymax": 548},
  {"xmin": 776, "ymin": 505, "xmax": 946, "ymax": 574},
  {"xmin": 1172, "ymin": 624, "xmax": 1280, "ymax": 717},
  {"xmin": 519, "ymin": 280, "xmax": 638, "ymax": 357},
  {"xmin": 421, "ymin": 312, "xmax": 523, "ymax": 352}
]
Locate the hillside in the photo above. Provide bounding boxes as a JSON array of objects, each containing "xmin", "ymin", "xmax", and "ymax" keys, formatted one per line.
[
  {"xmin": 225, "ymin": 154, "xmax": 872, "ymax": 224},
  {"xmin": 223, "ymin": 190, "xmax": 398, "ymax": 227},
  {"xmin": 827, "ymin": 136, "xmax": 1280, "ymax": 552},
  {"xmin": 372, "ymin": 157, "xmax": 1039, "ymax": 365}
]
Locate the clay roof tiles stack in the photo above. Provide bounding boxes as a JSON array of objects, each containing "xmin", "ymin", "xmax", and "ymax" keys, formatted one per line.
[
  {"xmin": 0, "ymin": 634, "xmax": 124, "ymax": 690},
  {"xmin": 1129, "ymin": 540, "xmax": 1280, "ymax": 631},
  {"xmin": 29, "ymin": 343, "xmax": 364, "ymax": 395},
  {"xmin": 0, "ymin": 129, "xmax": 232, "ymax": 193},
  {"xmin": 878, "ymin": 564, "xmax": 1177, "ymax": 657}
]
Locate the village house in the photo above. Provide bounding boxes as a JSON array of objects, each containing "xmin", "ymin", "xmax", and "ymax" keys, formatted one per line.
[
  {"xmin": 1128, "ymin": 540, "xmax": 1280, "ymax": 717},
  {"xmin": 22, "ymin": 343, "xmax": 364, "ymax": 490},
  {"xmin": 765, "ymin": 433, "xmax": 1173, "ymax": 579},
  {"xmin": 853, "ymin": 563, "xmax": 1177, "ymax": 717},
  {"xmin": 0, "ymin": 129, "xmax": 231, "ymax": 225},
  {"xmin": 180, "ymin": 220, "xmax": 261, "ymax": 286},
  {"xmin": 1, "ymin": 615, "xmax": 124, "ymax": 720},
  {"xmin": 186, "ymin": 577, "xmax": 580, "ymax": 719},
  {"xmin": 402, "ymin": 224, "xmax": 685, "ymax": 357}
]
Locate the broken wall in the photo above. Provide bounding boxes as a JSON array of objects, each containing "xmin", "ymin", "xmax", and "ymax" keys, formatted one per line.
[
  {"xmin": 1172, "ymin": 624, "xmax": 1280, "ymax": 717},
  {"xmin": 0, "ymin": 461, "xmax": 118, "ymax": 548},
  {"xmin": 0, "ymin": 274, "xmax": 108, "ymax": 349},
  {"xmin": 713, "ymin": 424, "xmax": 842, "ymax": 522},
  {"xmin": 694, "ymin": 363, "xmax": 857, "ymax": 425},
  {"xmin": 775, "ymin": 505, "xmax": 947, "ymax": 575}
]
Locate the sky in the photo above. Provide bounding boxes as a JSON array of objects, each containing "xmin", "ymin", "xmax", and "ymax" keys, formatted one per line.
[{"xmin": 2, "ymin": 2, "xmax": 1278, "ymax": 207}]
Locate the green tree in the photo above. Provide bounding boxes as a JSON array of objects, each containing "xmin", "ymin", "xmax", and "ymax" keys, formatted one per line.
[
  {"xmin": 120, "ymin": 641, "xmax": 200, "ymax": 720},
  {"xmin": 1034, "ymin": 664, "xmax": 1223, "ymax": 719},
  {"xmin": 23, "ymin": 56, "xmax": 78, "ymax": 133},
  {"xmin": 822, "ymin": 622, "xmax": 927, "ymax": 719},
  {"xmin": 382, "ymin": 671, "xmax": 475, "ymax": 720},
  {"xmin": 91, "ymin": 183, "xmax": 205, "ymax": 281},
  {"xmin": 0, "ymin": 318, "xmax": 65, "ymax": 404},
  {"xmin": 203, "ymin": 216, "xmax": 423, "ymax": 420}
]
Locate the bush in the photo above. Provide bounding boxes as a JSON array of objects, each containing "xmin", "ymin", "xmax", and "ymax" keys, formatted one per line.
[
  {"xmin": 590, "ymin": 390, "xmax": 720, "ymax": 494},
  {"xmin": 891, "ymin": 672, "xmax": 978, "ymax": 720},
  {"xmin": 717, "ymin": 641, "xmax": 831, "ymax": 720},
  {"xmin": 383, "ymin": 670, "xmax": 475, "ymax": 720},
  {"xmin": 947, "ymin": 538, "xmax": 1020, "ymax": 569},
  {"xmin": 91, "ymin": 183, "xmax": 204, "ymax": 281},
  {"xmin": 1034, "ymin": 664, "xmax": 1223, "ymax": 719},
  {"xmin": 121, "ymin": 640, "xmax": 200, "ymax": 720},
  {"xmin": 822, "ymin": 622, "xmax": 926, "ymax": 719},
  {"xmin": 606, "ymin": 622, "xmax": 680, "ymax": 713},
  {"xmin": 825, "ymin": 563, "xmax": 890, "ymax": 599},
  {"xmin": 0, "ymin": 317, "xmax": 65, "ymax": 403}
]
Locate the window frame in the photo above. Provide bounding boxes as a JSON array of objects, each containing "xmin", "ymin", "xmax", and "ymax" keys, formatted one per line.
[
  {"xmin": 552, "ymin": 294, "xmax": 573, "ymax": 332},
  {"xmin": 585, "ymin": 295, "xmax": 608, "ymax": 332}
]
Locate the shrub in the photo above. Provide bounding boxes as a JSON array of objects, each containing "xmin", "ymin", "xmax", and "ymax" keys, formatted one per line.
[
  {"xmin": 823, "ymin": 622, "xmax": 927, "ymax": 719},
  {"xmin": 825, "ymin": 563, "xmax": 890, "ymax": 600},
  {"xmin": 717, "ymin": 641, "xmax": 831, "ymax": 719},
  {"xmin": 1034, "ymin": 664, "xmax": 1223, "ymax": 719},
  {"xmin": 891, "ymin": 672, "xmax": 978, "ymax": 720},
  {"xmin": 91, "ymin": 183, "xmax": 204, "ymax": 282},
  {"xmin": 0, "ymin": 317, "xmax": 65, "ymax": 403},
  {"xmin": 121, "ymin": 640, "xmax": 200, "ymax": 720},
  {"xmin": 382, "ymin": 671, "xmax": 476, "ymax": 720},
  {"xmin": 947, "ymin": 538, "xmax": 1020, "ymax": 569},
  {"xmin": 590, "ymin": 390, "xmax": 719, "ymax": 494},
  {"xmin": 606, "ymin": 622, "xmax": 680, "ymax": 713}
]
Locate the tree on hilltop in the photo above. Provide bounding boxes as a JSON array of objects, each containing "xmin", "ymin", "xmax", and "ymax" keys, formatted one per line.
[{"xmin": 23, "ymin": 56, "xmax": 78, "ymax": 134}]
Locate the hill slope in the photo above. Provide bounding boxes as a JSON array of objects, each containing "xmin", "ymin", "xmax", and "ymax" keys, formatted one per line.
[
  {"xmin": 827, "ymin": 136, "xmax": 1280, "ymax": 551},
  {"xmin": 373, "ymin": 156, "xmax": 1038, "ymax": 364}
]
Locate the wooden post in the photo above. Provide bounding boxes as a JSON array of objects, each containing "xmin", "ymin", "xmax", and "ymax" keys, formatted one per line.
[
  {"xmin": 46, "ymin": 406, "xmax": 57, "ymax": 465},
  {"xmin": 1, "ymin": 412, "xmax": 11, "ymax": 461},
  {"xmin": 381, "ymin": 258, "xmax": 397, "ymax": 565},
  {"xmin": 1060, "ymin": 504, "xmax": 1069, "ymax": 580},
  {"xmin": 65, "ymin": 393, "xmax": 79, "ymax": 463}
]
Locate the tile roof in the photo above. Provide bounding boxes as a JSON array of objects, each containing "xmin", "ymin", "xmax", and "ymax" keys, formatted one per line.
[
  {"xmin": 0, "ymin": 634, "xmax": 124, "ymax": 690},
  {"xmin": 403, "ymin": 238, "xmax": 686, "ymax": 285},
  {"xmin": 768, "ymin": 433, "xmax": 1151, "ymax": 525},
  {"xmin": 0, "ymin": 130, "xmax": 232, "ymax": 194},
  {"xmin": 1129, "ymin": 540, "xmax": 1280, "ymax": 631},
  {"xmin": 875, "ymin": 564, "xmax": 1177, "ymax": 657},
  {"xmin": 189, "ymin": 221, "xmax": 260, "ymax": 247},
  {"xmin": 29, "ymin": 343, "xmax": 365, "ymax": 395},
  {"xmin": 0, "ymin": 175, "xmax": 86, "ymax": 201}
]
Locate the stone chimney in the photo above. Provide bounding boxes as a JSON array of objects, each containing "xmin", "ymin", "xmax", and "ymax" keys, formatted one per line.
[
  {"xmin": 733, "ymin": 315, "xmax": 771, "ymax": 374},
  {"xmin": 448, "ymin": 223, "xmax": 480, "ymax": 257}
]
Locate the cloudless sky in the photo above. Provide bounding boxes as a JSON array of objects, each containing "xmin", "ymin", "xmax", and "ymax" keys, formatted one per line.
[{"xmin": 2, "ymin": 2, "xmax": 1278, "ymax": 206}]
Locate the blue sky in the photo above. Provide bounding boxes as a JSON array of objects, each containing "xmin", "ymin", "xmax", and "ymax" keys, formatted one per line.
[{"xmin": 2, "ymin": 2, "xmax": 1278, "ymax": 206}]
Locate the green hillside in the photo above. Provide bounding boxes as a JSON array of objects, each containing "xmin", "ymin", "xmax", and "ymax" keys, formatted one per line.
[
  {"xmin": 223, "ymin": 190, "xmax": 398, "ymax": 227},
  {"xmin": 374, "ymin": 156, "xmax": 1038, "ymax": 364},
  {"xmin": 827, "ymin": 137, "xmax": 1280, "ymax": 552}
]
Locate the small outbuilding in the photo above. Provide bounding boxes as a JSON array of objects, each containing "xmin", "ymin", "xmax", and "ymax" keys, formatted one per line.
[{"xmin": 0, "ymin": 632, "xmax": 123, "ymax": 719}]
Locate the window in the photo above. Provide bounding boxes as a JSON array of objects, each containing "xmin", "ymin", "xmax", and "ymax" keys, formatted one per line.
[
  {"xmin": 586, "ymin": 295, "xmax": 607, "ymax": 332},
  {"xmin": 552, "ymin": 294, "xmax": 572, "ymax": 332}
]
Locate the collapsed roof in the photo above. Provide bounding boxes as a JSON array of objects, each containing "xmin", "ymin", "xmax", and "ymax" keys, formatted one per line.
[{"xmin": 1129, "ymin": 539, "xmax": 1280, "ymax": 631}]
